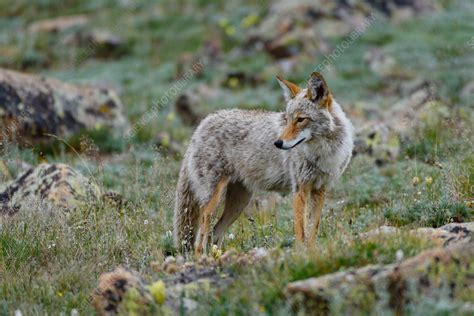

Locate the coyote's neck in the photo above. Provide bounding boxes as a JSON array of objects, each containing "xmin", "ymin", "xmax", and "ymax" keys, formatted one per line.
[{"xmin": 296, "ymin": 101, "xmax": 353, "ymax": 183}]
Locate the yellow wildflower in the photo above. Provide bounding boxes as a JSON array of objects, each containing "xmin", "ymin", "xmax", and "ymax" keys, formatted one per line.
[
  {"xmin": 241, "ymin": 14, "xmax": 259, "ymax": 28},
  {"xmin": 148, "ymin": 280, "xmax": 166, "ymax": 304}
]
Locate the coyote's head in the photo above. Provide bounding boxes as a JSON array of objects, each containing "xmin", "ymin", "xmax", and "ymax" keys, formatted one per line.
[{"xmin": 274, "ymin": 72, "xmax": 335, "ymax": 150}]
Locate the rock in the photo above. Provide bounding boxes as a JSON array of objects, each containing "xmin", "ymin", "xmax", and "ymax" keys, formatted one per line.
[
  {"xmin": 173, "ymin": 84, "xmax": 223, "ymax": 127},
  {"xmin": 360, "ymin": 222, "xmax": 474, "ymax": 247},
  {"xmin": 93, "ymin": 247, "xmax": 271, "ymax": 314},
  {"xmin": 431, "ymin": 222, "xmax": 474, "ymax": 246},
  {"xmin": 92, "ymin": 267, "xmax": 154, "ymax": 316},
  {"xmin": 0, "ymin": 163, "xmax": 100, "ymax": 214},
  {"xmin": 364, "ymin": 47, "xmax": 409, "ymax": 79},
  {"xmin": 93, "ymin": 264, "xmax": 228, "ymax": 315},
  {"xmin": 352, "ymin": 80, "xmax": 443, "ymax": 163},
  {"xmin": 222, "ymin": 71, "xmax": 263, "ymax": 89},
  {"xmin": 64, "ymin": 29, "xmax": 128, "ymax": 59},
  {"xmin": 359, "ymin": 225, "xmax": 400, "ymax": 238},
  {"xmin": 352, "ymin": 123, "xmax": 400, "ymax": 166},
  {"xmin": 0, "ymin": 160, "xmax": 12, "ymax": 182},
  {"xmin": 387, "ymin": 80, "xmax": 442, "ymax": 134},
  {"xmin": 248, "ymin": 0, "xmax": 437, "ymax": 61},
  {"xmin": 285, "ymin": 240, "xmax": 473, "ymax": 314},
  {"xmin": 246, "ymin": 1, "xmax": 332, "ymax": 59},
  {"xmin": 155, "ymin": 132, "xmax": 184, "ymax": 157},
  {"xmin": 460, "ymin": 80, "xmax": 474, "ymax": 102},
  {"xmin": 174, "ymin": 94, "xmax": 202, "ymax": 126},
  {"xmin": 0, "ymin": 68, "xmax": 128, "ymax": 146},
  {"xmin": 0, "ymin": 159, "xmax": 32, "ymax": 184},
  {"xmin": 28, "ymin": 15, "xmax": 89, "ymax": 33},
  {"xmin": 359, "ymin": 0, "xmax": 438, "ymax": 19},
  {"xmin": 162, "ymin": 256, "xmax": 179, "ymax": 274},
  {"xmin": 101, "ymin": 191, "xmax": 130, "ymax": 209}
]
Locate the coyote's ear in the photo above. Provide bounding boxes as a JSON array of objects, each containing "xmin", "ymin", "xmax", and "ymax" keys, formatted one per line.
[
  {"xmin": 306, "ymin": 72, "xmax": 332, "ymax": 108},
  {"xmin": 276, "ymin": 75, "xmax": 301, "ymax": 101}
]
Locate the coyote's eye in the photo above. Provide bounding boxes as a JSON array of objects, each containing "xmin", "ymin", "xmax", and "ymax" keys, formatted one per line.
[
  {"xmin": 283, "ymin": 116, "xmax": 288, "ymax": 124},
  {"xmin": 297, "ymin": 117, "xmax": 308, "ymax": 123}
]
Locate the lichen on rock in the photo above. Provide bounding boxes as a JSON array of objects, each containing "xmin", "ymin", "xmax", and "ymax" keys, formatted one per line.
[
  {"xmin": 0, "ymin": 163, "xmax": 100, "ymax": 214},
  {"xmin": 0, "ymin": 68, "xmax": 128, "ymax": 146},
  {"xmin": 285, "ymin": 238, "xmax": 474, "ymax": 314}
]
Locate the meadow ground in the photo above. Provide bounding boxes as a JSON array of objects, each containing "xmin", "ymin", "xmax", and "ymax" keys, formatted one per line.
[{"xmin": 0, "ymin": 0, "xmax": 473, "ymax": 314}]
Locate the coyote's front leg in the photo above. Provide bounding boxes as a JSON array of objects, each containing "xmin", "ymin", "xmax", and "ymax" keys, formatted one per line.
[
  {"xmin": 305, "ymin": 185, "xmax": 326, "ymax": 247},
  {"xmin": 293, "ymin": 183, "xmax": 311, "ymax": 245}
]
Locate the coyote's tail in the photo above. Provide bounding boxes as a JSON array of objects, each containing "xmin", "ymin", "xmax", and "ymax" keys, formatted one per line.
[{"xmin": 173, "ymin": 167, "xmax": 200, "ymax": 252}]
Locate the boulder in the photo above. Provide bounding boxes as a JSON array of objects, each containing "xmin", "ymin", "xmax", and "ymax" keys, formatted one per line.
[
  {"xmin": 174, "ymin": 94, "xmax": 202, "ymax": 126},
  {"xmin": 0, "ymin": 160, "xmax": 12, "ymax": 182},
  {"xmin": 285, "ymin": 240, "xmax": 474, "ymax": 314},
  {"xmin": 360, "ymin": 222, "xmax": 474, "ymax": 247},
  {"xmin": 364, "ymin": 47, "xmax": 414, "ymax": 79},
  {"xmin": 0, "ymin": 68, "xmax": 128, "ymax": 146},
  {"xmin": 0, "ymin": 163, "xmax": 100, "ymax": 214},
  {"xmin": 174, "ymin": 84, "xmax": 223, "ymax": 127},
  {"xmin": 353, "ymin": 123, "xmax": 400, "ymax": 166},
  {"xmin": 247, "ymin": 0, "xmax": 437, "ymax": 60},
  {"xmin": 28, "ymin": 15, "xmax": 89, "ymax": 33},
  {"xmin": 352, "ymin": 80, "xmax": 444, "ymax": 164},
  {"xmin": 155, "ymin": 132, "xmax": 185, "ymax": 157},
  {"xmin": 63, "ymin": 29, "xmax": 128, "ymax": 59},
  {"xmin": 246, "ymin": 1, "xmax": 333, "ymax": 59},
  {"xmin": 360, "ymin": 0, "xmax": 438, "ymax": 19},
  {"xmin": 93, "ymin": 247, "xmax": 270, "ymax": 315},
  {"xmin": 91, "ymin": 267, "xmax": 154, "ymax": 316},
  {"xmin": 460, "ymin": 80, "xmax": 474, "ymax": 102}
]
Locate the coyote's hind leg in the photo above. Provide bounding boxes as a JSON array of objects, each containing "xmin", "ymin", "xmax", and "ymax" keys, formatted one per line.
[
  {"xmin": 212, "ymin": 181, "xmax": 252, "ymax": 246},
  {"xmin": 195, "ymin": 178, "xmax": 228, "ymax": 256}
]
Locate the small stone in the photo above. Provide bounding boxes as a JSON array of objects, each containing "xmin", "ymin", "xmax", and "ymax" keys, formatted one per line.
[
  {"xmin": 150, "ymin": 261, "xmax": 162, "ymax": 273},
  {"xmin": 163, "ymin": 263, "xmax": 178, "ymax": 274},
  {"xmin": 395, "ymin": 249, "xmax": 404, "ymax": 261}
]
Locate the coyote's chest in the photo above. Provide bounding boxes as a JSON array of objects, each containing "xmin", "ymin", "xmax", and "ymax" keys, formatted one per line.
[{"xmin": 239, "ymin": 149, "xmax": 333, "ymax": 194}]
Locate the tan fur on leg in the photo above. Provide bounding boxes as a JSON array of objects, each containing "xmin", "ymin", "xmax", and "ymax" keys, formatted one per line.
[
  {"xmin": 306, "ymin": 186, "xmax": 326, "ymax": 247},
  {"xmin": 293, "ymin": 184, "xmax": 311, "ymax": 245},
  {"xmin": 195, "ymin": 178, "xmax": 228, "ymax": 256}
]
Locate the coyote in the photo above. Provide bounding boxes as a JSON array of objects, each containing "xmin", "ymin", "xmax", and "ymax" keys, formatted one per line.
[{"xmin": 174, "ymin": 72, "xmax": 354, "ymax": 254}]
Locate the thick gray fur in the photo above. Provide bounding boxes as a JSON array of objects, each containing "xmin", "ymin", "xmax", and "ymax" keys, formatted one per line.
[{"xmin": 174, "ymin": 79, "xmax": 354, "ymax": 251}]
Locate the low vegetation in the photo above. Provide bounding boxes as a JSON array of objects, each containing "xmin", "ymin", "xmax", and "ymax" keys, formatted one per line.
[{"xmin": 0, "ymin": 0, "xmax": 473, "ymax": 314}]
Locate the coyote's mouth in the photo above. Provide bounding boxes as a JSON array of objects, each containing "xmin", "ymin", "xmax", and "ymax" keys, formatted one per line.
[
  {"xmin": 274, "ymin": 137, "xmax": 306, "ymax": 150},
  {"xmin": 283, "ymin": 137, "xmax": 305, "ymax": 150},
  {"xmin": 275, "ymin": 129, "xmax": 312, "ymax": 150}
]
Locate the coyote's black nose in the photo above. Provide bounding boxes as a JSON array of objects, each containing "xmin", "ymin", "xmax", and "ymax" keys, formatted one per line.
[{"xmin": 274, "ymin": 139, "xmax": 283, "ymax": 149}]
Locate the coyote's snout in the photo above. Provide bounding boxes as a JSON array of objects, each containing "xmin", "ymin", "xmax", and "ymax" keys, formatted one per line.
[
  {"xmin": 274, "ymin": 123, "xmax": 312, "ymax": 150},
  {"xmin": 174, "ymin": 71, "xmax": 354, "ymax": 255}
]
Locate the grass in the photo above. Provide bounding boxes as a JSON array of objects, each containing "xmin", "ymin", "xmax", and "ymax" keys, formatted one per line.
[{"xmin": 0, "ymin": 0, "xmax": 473, "ymax": 314}]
